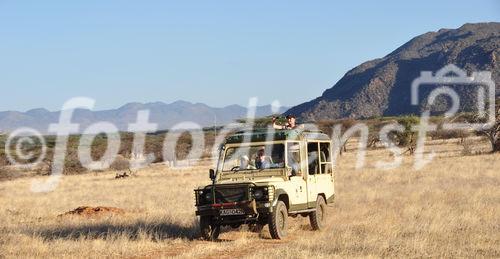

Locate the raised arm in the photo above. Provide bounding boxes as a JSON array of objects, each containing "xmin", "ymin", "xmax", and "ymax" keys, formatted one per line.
[{"xmin": 272, "ymin": 117, "xmax": 285, "ymax": 130}]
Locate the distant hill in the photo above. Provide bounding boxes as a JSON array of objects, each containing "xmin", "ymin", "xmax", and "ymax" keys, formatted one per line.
[
  {"xmin": 0, "ymin": 101, "xmax": 288, "ymax": 133},
  {"xmin": 287, "ymin": 22, "xmax": 500, "ymax": 121}
]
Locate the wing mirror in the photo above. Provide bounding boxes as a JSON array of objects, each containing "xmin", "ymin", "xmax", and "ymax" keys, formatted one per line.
[{"xmin": 209, "ymin": 169, "xmax": 216, "ymax": 180}]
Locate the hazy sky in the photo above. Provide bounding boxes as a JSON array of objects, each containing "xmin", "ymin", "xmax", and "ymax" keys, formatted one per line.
[{"xmin": 0, "ymin": 0, "xmax": 499, "ymax": 111}]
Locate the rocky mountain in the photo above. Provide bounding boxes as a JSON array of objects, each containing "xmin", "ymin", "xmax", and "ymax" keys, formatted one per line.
[
  {"xmin": 0, "ymin": 101, "xmax": 288, "ymax": 133},
  {"xmin": 287, "ymin": 22, "xmax": 500, "ymax": 121}
]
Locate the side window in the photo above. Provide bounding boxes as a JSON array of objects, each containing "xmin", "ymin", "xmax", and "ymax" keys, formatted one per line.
[
  {"xmin": 320, "ymin": 142, "xmax": 332, "ymax": 175},
  {"xmin": 307, "ymin": 142, "xmax": 319, "ymax": 175},
  {"xmin": 287, "ymin": 142, "xmax": 301, "ymax": 176}
]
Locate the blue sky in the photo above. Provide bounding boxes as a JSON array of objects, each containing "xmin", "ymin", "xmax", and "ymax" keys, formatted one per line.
[{"xmin": 0, "ymin": 0, "xmax": 498, "ymax": 111}]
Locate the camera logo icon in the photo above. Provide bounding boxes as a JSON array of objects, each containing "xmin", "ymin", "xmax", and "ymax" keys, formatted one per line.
[{"xmin": 411, "ymin": 64, "xmax": 496, "ymax": 130}]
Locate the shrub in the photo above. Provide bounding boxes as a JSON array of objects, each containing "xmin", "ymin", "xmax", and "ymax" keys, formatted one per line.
[
  {"xmin": 110, "ymin": 155, "xmax": 130, "ymax": 171},
  {"xmin": 461, "ymin": 139, "xmax": 474, "ymax": 156},
  {"xmin": 0, "ymin": 152, "xmax": 8, "ymax": 167},
  {"xmin": 430, "ymin": 129, "xmax": 471, "ymax": 140},
  {"xmin": 395, "ymin": 116, "xmax": 419, "ymax": 147},
  {"xmin": 64, "ymin": 151, "xmax": 87, "ymax": 175}
]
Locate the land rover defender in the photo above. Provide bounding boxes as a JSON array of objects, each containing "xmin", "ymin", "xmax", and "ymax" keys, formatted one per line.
[{"xmin": 194, "ymin": 129, "xmax": 335, "ymax": 240}]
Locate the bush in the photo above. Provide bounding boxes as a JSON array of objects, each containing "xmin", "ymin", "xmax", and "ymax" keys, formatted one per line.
[
  {"xmin": 461, "ymin": 139, "xmax": 474, "ymax": 156},
  {"xmin": 110, "ymin": 155, "xmax": 130, "ymax": 171},
  {"xmin": 0, "ymin": 152, "xmax": 8, "ymax": 167},
  {"xmin": 429, "ymin": 129, "xmax": 471, "ymax": 140},
  {"xmin": 64, "ymin": 151, "xmax": 87, "ymax": 175},
  {"xmin": 395, "ymin": 116, "xmax": 419, "ymax": 147}
]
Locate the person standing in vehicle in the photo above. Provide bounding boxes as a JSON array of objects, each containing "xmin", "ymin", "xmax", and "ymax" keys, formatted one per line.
[{"xmin": 273, "ymin": 115, "xmax": 298, "ymax": 130}]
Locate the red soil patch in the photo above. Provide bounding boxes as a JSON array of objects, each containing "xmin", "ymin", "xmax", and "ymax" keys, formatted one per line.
[{"xmin": 58, "ymin": 206, "xmax": 125, "ymax": 218}]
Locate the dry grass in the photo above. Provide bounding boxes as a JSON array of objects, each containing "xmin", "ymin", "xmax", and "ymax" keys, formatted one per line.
[{"xmin": 0, "ymin": 138, "xmax": 499, "ymax": 258}]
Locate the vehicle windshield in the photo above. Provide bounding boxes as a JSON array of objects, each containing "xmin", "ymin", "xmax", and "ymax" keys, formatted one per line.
[{"xmin": 222, "ymin": 144, "xmax": 285, "ymax": 172}]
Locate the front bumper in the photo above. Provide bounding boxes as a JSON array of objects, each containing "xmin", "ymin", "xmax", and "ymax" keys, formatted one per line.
[
  {"xmin": 196, "ymin": 200, "xmax": 258, "ymax": 216},
  {"xmin": 196, "ymin": 200, "xmax": 274, "ymax": 225},
  {"xmin": 197, "ymin": 199, "xmax": 272, "ymax": 215}
]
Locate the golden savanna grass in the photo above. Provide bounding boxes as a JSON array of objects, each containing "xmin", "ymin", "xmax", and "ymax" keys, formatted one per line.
[{"xmin": 0, "ymin": 138, "xmax": 499, "ymax": 258}]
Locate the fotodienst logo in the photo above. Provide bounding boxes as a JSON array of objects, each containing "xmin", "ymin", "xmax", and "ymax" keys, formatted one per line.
[{"xmin": 2, "ymin": 65, "xmax": 496, "ymax": 192}]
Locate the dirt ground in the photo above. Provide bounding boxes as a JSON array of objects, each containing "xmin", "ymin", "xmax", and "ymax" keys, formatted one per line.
[
  {"xmin": 58, "ymin": 206, "xmax": 126, "ymax": 218},
  {"xmin": 0, "ymin": 138, "xmax": 499, "ymax": 258}
]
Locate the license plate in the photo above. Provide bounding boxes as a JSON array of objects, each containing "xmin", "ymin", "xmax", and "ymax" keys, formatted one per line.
[{"xmin": 220, "ymin": 208, "xmax": 245, "ymax": 216}]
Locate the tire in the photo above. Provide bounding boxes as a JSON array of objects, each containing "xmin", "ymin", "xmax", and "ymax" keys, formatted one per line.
[
  {"xmin": 309, "ymin": 195, "xmax": 327, "ymax": 231},
  {"xmin": 268, "ymin": 201, "xmax": 288, "ymax": 239},
  {"xmin": 200, "ymin": 216, "xmax": 220, "ymax": 241}
]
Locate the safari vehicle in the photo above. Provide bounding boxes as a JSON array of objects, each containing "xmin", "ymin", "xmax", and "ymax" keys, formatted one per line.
[{"xmin": 194, "ymin": 129, "xmax": 335, "ymax": 240}]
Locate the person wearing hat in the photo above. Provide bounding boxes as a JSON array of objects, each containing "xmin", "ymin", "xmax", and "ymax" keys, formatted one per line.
[
  {"xmin": 239, "ymin": 155, "xmax": 256, "ymax": 170},
  {"xmin": 272, "ymin": 115, "xmax": 298, "ymax": 130}
]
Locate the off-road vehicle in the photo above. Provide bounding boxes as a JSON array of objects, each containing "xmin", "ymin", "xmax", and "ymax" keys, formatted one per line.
[{"xmin": 194, "ymin": 129, "xmax": 335, "ymax": 240}]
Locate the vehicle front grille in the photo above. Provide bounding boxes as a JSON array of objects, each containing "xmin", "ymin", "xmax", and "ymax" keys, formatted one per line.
[{"xmin": 213, "ymin": 186, "xmax": 249, "ymax": 203}]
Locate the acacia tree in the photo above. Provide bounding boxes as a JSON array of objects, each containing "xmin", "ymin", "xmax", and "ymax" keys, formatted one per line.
[
  {"xmin": 327, "ymin": 119, "xmax": 358, "ymax": 155},
  {"xmin": 476, "ymin": 98, "xmax": 500, "ymax": 152}
]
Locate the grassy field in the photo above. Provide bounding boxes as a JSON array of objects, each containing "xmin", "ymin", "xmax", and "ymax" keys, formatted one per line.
[{"xmin": 0, "ymin": 138, "xmax": 499, "ymax": 258}]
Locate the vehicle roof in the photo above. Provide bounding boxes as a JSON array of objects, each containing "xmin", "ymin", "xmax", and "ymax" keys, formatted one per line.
[{"xmin": 225, "ymin": 128, "xmax": 330, "ymax": 144}]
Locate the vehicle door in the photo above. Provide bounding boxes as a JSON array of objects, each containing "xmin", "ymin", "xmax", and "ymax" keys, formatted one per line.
[
  {"xmin": 306, "ymin": 142, "xmax": 320, "ymax": 208},
  {"xmin": 286, "ymin": 141, "xmax": 307, "ymax": 208},
  {"xmin": 316, "ymin": 142, "xmax": 335, "ymax": 202}
]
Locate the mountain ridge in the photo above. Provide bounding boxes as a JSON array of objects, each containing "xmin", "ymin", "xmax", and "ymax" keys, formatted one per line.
[
  {"xmin": 287, "ymin": 22, "xmax": 500, "ymax": 121},
  {"xmin": 0, "ymin": 101, "xmax": 288, "ymax": 133}
]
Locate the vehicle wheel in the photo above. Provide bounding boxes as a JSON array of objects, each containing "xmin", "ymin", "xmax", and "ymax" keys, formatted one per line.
[
  {"xmin": 248, "ymin": 223, "xmax": 265, "ymax": 233},
  {"xmin": 309, "ymin": 195, "xmax": 327, "ymax": 231},
  {"xmin": 200, "ymin": 216, "xmax": 220, "ymax": 241},
  {"xmin": 268, "ymin": 201, "xmax": 288, "ymax": 239}
]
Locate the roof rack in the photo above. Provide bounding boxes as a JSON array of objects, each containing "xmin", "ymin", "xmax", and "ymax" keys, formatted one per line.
[{"xmin": 233, "ymin": 124, "xmax": 324, "ymax": 135}]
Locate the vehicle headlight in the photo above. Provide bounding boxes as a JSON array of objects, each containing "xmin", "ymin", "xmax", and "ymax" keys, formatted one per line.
[
  {"xmin": 253, "ymin": 189, "xmax": 264, "ymax": 200},
  {"xmin": 204, "ymin": 192, "xmax": 213, "ymax": 201}
]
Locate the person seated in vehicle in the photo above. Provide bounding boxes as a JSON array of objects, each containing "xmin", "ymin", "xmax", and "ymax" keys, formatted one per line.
[
  {"xmin": 254, "ymin": 147, "xmax": 273, "ymax": 169},
  {"xmin": 272, "ymin": 115, "xmax": 300, "ymax": 130},
  {"xmin": 239, "ymin": 155, "xmax": 256, "ymax": 170},
  {"xmin": 308, "ymin": 151, "xmax": 319, "ymax": 175}
]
